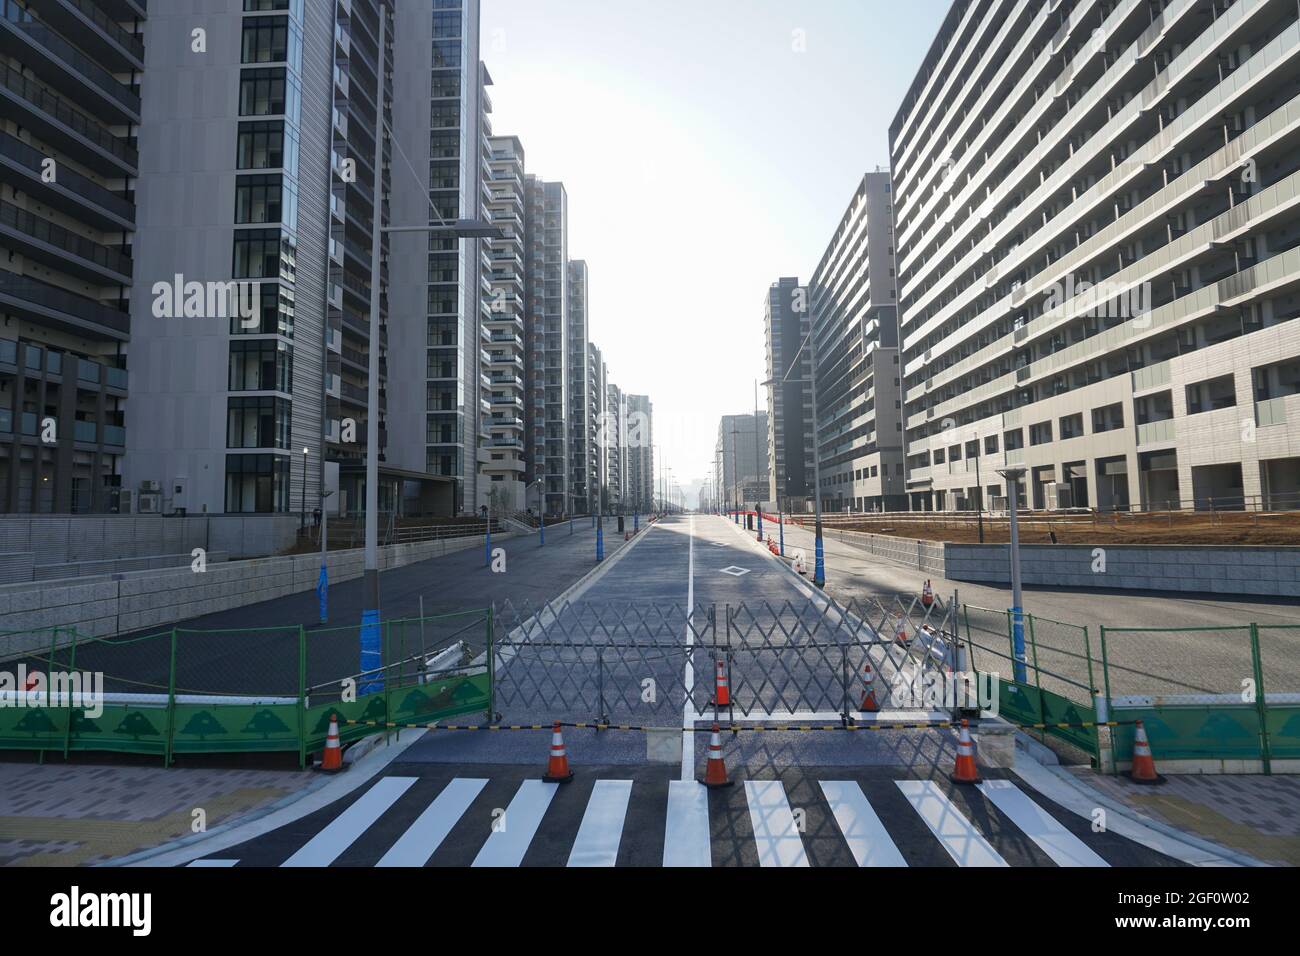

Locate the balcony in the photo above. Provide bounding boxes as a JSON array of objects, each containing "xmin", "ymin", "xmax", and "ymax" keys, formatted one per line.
[
  {"xmin": 31, "ymin": 0, "xmax": 145, "ymax": 71},
  {"xmin": 0, "ymin": 61, "xmax": 136, "ymax": 173},
  {"xmin": 0, "ymin": 271, "xmax": 128, "ymax": 340},
  {"xmin": 0, "ymin": 131, "xmax": 134, "ymax": 230},
  {"xmin": 0, "ymin": 199, "xmax": 131, "ymax": 283},
  {"xmin": 0, "ymin": 2, "xmax": 140, "ymax": 123}
]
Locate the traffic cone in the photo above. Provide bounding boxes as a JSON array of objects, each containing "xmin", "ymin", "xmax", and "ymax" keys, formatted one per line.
[
  {"xmin": 1127, "ymin": 720, "xmax": 1165, "ymax": 785},
  {"xmin": 542, "ymin": 721, "xmax": 574, "ymax": 783},
  {"xmin": 921, "ymin": 579, "xmax": 934, "ymax": 607},
  {"xmin": 700, "ymin": 723, "xmax": 732, "ymax": 788},
  {"xmin": 893, "ymin": 618, "xmax": 910, "ymax": 646},
  {"xmin": 860, "ymin": 661, "xmax": 880, "ymax": 712},
  {"xmin": 713, "ymin": 658, "xmax": 730, "ymax": 707},
  {"xmin": 948, "ymin": 719, "xmax": 980, "ymax": 784},
  {"xmin": 320, "ymin": 712, "xmax": 343, "ymax": 773}
]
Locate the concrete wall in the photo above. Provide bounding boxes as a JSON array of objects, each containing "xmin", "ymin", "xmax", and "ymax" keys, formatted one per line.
[
  {"xmin": 825, "ymin": 527, "xmax": 1299, "ymax": 597},
  {"xmin": 0, "ymin": 531, "xmax": 515, "ymax": 658}
]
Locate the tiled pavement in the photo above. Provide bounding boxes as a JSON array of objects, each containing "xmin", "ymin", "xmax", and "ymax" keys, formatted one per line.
[
  {"xmin": 0, "ymin": 763, "xmax": 311, "ymax": 866},
  {"xmin": 1076, "ymin": 770, "xmax": 1300, "ymax": 866}
]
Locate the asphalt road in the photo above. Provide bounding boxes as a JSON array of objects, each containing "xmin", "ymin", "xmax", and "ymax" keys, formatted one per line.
[
  {"xmin": 774, "ymin": 520, "xmax": 1300, "ymax": 701},
  {"xmin": 191, "ymin": 758, "xmax": 1181, "ymax": 868}
]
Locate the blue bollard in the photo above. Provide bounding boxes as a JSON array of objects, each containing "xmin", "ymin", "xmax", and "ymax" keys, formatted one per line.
[
  {"xmin": 484, "ymin": 523, "xmax": 492, "ymax": 568},
  {"xmin": 634, "ymin": 512, "xmax": 639, "ymax": 532},
  {"xmin": 757, "ymin": 509, "xmax": 764, "ymax": 542},
  {"xmin": 779, "ymin": 516, "xmax": 785, "ymax": 557},
  {"xmin": 596, "ymin": 522, "xmax": 604, "ymax": 562},
  {"xmin": 813, "ymin": 534, "xmax": 826, "ymax": 588}
]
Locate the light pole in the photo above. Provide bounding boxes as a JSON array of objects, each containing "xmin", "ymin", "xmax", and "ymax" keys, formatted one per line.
[
  {"xmin": 754, "ymin": 379, "xmax": 763, "ymax": 542},
  {"xmin": 761, "ymin": 286, "xmax": 824, "ymax": 587},
  {"xmin": 357, "ymin": 15, "xmax": 507, "ymax": 692},
  {"xmin": 318, "ymin": 488, "xmax": 333, "ymax": 624},
  {"xmin": 998, "ymin": 466, "xmax": 1028, "ymax": 682},
  {"xmin": 299, "ymin": 446, "xmax": 309, "ymax": 533}
]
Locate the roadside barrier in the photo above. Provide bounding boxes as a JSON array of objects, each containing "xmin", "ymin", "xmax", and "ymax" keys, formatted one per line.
[
  {"xmin": 542, "ymin": 720, "xmax": 574, "ymax": 783},
  {"xmin": 338, "ymin": 717, "xmax": 1143, "ymax": 733}
]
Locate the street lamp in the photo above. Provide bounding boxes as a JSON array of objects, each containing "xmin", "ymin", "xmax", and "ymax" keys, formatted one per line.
[
  {"xmin": 299, "ymin": 446, "xmax": 309, "ymax": 533},
  {"xmin": 997, "ymin": 466, "xmax": 1028, "ymax": 682},
  {"xmin": 356, "ymin": 13, "xmax": 509, "ymax": 692},
  {"xmin": 317, "ymin": 488, "xmax": 333, "ymax": 624}
]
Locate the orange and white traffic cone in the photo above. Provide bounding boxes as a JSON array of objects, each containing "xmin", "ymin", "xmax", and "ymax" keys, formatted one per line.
[
  {"xmin": 921, "ymin": 579, "xmax": 934, "ymax": 607},
  {"xmin": 860, "ymin": 661, "xmax": 881, "ymax": 713},
  {"xmin": 893, "ymin": 618, "xmax": 910, "ymax": 646},
  {"xmin": 700, "ymin": 723, "xmax": 732, "ymax": 788},
  {"xmin": 320, "ymin": 712, "xmax": 343, "ymax": 773},
  {"xmin": 713, "ymin": 658, "xmax": 730, "ymax": 707},
  {"xmin": 542, "ymin": 721, "xmax": 575, "ymax": 783},
  {"xmin": 1127, "ymin": 720, "xmax": 1165, "ymax": 785},
  {"xmin": 949, "ymin": 719, "xmax": 980, "ymax": 784}
]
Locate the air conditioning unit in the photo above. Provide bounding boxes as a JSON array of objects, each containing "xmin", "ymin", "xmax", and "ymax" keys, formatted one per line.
[
  {"xmin": 115, "ymin": 489, "xmax": 133, "ymax": 514},
  {"xmin": 138, "ymin": 493, "xmax": 161, "ymax": 514},
  {"xmin": 139, "ymin": 479, "xmax": 161, "ymax": 493}
]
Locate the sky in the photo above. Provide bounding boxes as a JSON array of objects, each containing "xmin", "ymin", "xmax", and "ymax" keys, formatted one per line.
[{"xmin": 480, "ymin": 0, "xmax": 951, "ymax": 505}]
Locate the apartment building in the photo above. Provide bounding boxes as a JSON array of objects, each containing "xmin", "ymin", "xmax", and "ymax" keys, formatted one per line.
[
  {"xmin": 624, "ymin": 392, "xmax": 653, "ymax": 513},
  {"xmin": 892, "ymin": 0, "xmax": 1300, "ymax": 514},
  {"xmin": 763, "ymin": 277, "xmax": 814, "ymax": 511},
  {"xmin": 525, "ymin": 176, "xmax": 568, "ymax": 516},
  {"xmin": 389, "ymin": 0, "xmax": 491, "ymax": 516},
  {"xmin": 126, "ymin": 0, "xmax": 342, "ymax": 518},
  {"xmin": 482, "ymin": 133, "xmax": 526, "ymax": 511},
  {"xmin": 1, "ymin": 0, "xmax": 142, "ymax": 513},
  {"xmin": 715, "ymin": 412, "xmax": 768, "ymax": 509},
  {"xmin": 604, "ymin": 376, "xmax": 624, "ymax": 512},
  {"xmin": 809, "ymin": 172, "xmax": 907, "ymax": 513},
  {"xmin": 567, "ymin": 258, "xmax": 591, "ymax": 513}
]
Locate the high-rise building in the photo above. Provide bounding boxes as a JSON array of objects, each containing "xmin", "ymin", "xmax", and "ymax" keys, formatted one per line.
[
  {"xmin": 893, "ymin": 0, "xmax": 1300, "ymax": 513},
  {"xmin": 482, "ymin": 133, "xmax": 527, "ymax": 510},
  {"xmin": 390, "ymin": 0, "xmax": 490, "ymax": 516},
  {"xmin": 624, "ymin": 392, "xmax": 653, "ymax": 513},
  {"xmin": 715, "ymin": 412, "xmax": 768, "ymax": 508},
  {"xmin": 1, "ymin": 0, "xmax": 142, "ymax": 513},
  {"xmin": 763, "ymin": 278, "xmax": 813, "ymax": 511},
  {"xmin": 604, "ymin": 375, "xmax": 624, "ymax": 513},
  {"xmin": 809, "ymin": 171, "xmax": 906, "ymax": 513},
  {"xmin": 127, "ymin": 0, "xmax": 346, "ymax": 519},
  {"xmin": 525, "ymin": 176, "xmax": 568, "ymax": 516},
  {"xmin": 566, "ymin": 258, "xmax": 590, "ymax": 513}
]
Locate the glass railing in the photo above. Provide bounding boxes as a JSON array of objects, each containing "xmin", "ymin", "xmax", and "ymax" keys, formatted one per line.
[
  {"xmin": 0, "ymin": 62, "xmax": 136, "ymax": 166},
  {"xmin": 0, "ymin": 272, "xmax": 129, "ymax": 334},
  {"xmin": 1, "ymin": 3, "xmax": 140, "ymax": 114},
  {"xmin": 104, "ymin": 424, "xmax": 125, "ymax": 446},
  {"xmin": 64, "ymin": 0, "xmax": 145, "ymax": 61},
  {"xmin": 74, "ymin": 419, "xmax": 96, "ymax": 442},
  {"xmin": 0, "ymin": 132, "xmax": 134, "ymax": 220},
  {"xmin": 0, "ymin": 408, "xmax": 10, "ymax": 433},
  {"xmin": 0, "ymin": 200, "xmax": 132, "ymax": 275}
]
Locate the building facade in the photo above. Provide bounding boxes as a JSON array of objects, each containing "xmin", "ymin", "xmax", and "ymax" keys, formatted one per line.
[
  {"xmin": 715, "ymin": 412, "xmax": 768, "ymax": 509},
  {"xmin": 892, "ymin": 0, "xmax": 1300, "ymax": 513},
  {"xmin": 763, "ymin": 277, "xmax": 814, "ymax": 511},
  {"xmin": 624, "ymin": 392, "xmax": 653, "ymax": 513},
  {"xmin": 525, "ymin": 176, "xmax": 568, "ymax": 516},
  {"xmin": 1, "ymin": 0, "xmax": 141, "ymax": 513},
  {"xmin": 566, "ymin": 258, "xmax": 591, "ymax": 513},
  {"xmin": 809, "ymin": 171, "xmax": 906, "ymax": 513}
]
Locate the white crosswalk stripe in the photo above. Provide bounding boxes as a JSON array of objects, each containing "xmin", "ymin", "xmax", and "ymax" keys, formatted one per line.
[
  {"xmin": 745, "ymin": 780, "xmax": 808, "ymax": 867},
  {"xmin": 819, "ymin": 780, "xmax": 907, "ymax": 867},
  {"xmin": 568, "ymin": 779, "xmax": 634, "ymax": 867},
  {"xmin": 376, "ymin": 778, "xmax": 487, "ymax": 867},
  {"xmin": 663, "ymin": 780, "xmax": 712, "ymax": 867},
  {"xmin": 472, "ymin": 780, "xmax": 558, "ymax": 867},
  {"xmin": 896, "ymin": 780, "xmax": 1009, "ymax": 867},
  {"xmin": 281, "ymin": 776, "xmax": 417, "ymax": 868},
  {"xmin": 223, "ymin": 774, "xmax": 1123, "ymax": 868},
  {"xmin": 977, "ymin": 780, "xmax": 1109, "ymax": 867}
]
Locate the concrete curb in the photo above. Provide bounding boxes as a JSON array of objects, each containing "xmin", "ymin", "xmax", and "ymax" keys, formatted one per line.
[
  {"xmin": 1009, "ymin": 744, "xmax": 1266, "ymax": 867},
  {"xmin": 103, "ymin": 727, "xmax": 430, "ymax": 867}
]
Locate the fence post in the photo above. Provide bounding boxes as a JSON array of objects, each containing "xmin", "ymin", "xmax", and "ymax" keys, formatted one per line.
[
  {"xmin": 298, "ymin": 625, "xmax": 307, "ymax": 770},
  {"xmin": 63, "ymin": 627, "xmax": 79, "ymax": 759},
  {"xmin": 485, "ymin": 606, "xmax": 495, "ymax": 722},
  {"xmin": 1098, "ymin": 625, "xmax": 1116, "ymax": 775},
  {"xmin": 596, "ymin": 645, "xmax": 605, "ymax": 728},
  {"xmin": 1249, "ymin": 624, "xmax": 1272, "ymax": 775},
  {"xmin": 165, "ymin": 628, "xmax": 178, "ymax": 768}
]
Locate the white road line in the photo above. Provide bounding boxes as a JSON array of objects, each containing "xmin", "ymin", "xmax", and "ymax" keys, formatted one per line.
[
  {"xmin": 567, "ymin": 780, "xmax": 634, "ymax": 867},
  {"xmin": 663, "ymin": 780, "xmax": 711, "ymax": 867},
  {"xmin": 744, "ymin": 780, "xmax": 809, "ymax": 867},
  {"xmin": 471, "ymin": 780, "xmax": 557, "ymax": 868},
  {"xmin": 977, "ymin": 780, "xmax": 1109, "ymax": 867},
  {"xmin": 375, "ymin": 778, "xmax": 487, "ymax": 867},
  {"xmin": 682, "ymin": 513, "xmax": 696, "ymax": 780},
  {"xmin": 895, "ymin": 780, "xmax": 1008, "ymax": 867},
  {"xmin": 281, "ymin": 776, "xmax": 417, "ymax": 867},
  {"xmin": 187, "ymin": 859, "xmax": 239, "ymax": 867},
  {"xmin": 818, "ymin": 781, "xmax": 908, "ymax": 867}
]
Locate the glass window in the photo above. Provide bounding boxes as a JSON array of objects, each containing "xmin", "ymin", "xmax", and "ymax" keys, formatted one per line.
[
  {"xmin": 226, "ymin": 396, "xmax": 291, "ymax": 449},
  {"xmin": 235, "ymin": 174, "xmax": 283, "ymax": 224},
  {"xmin": 240, "ymin": 68, "xmax": 286, "ymax": 116},
  {"xmin": 242, "ymin": 16, "xmax": 288, "ymax": 63},
  {"xmin": 229, "ymin": 339, "xmax": 292, "ymax": 392},
  {"xmin": 224, "ymin": 453, "xmax": 289, "ymax": 513},
  {"xmin": 237, "ymin": 121, "xmax": 285, "ymax": 169}
]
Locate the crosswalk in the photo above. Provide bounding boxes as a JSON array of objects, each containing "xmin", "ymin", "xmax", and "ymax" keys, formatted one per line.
[{"xmin": 191, "ymin": 769, "xmax": 1162, "ymax": 868}]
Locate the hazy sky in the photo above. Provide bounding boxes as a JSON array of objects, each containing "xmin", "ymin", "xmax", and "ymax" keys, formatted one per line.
[{"xmin": 481, "ymin": 0, "xmax": 950, "ymax": 503}]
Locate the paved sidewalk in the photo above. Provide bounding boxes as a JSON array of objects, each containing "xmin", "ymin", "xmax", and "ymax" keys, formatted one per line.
[
  {"xmin": 0, "ymin": 762, "xmax": 311, "ymax": 866},
  {"xmin": 1073, "ymin": 768, "xmax": 1300, "ymax": 865}
]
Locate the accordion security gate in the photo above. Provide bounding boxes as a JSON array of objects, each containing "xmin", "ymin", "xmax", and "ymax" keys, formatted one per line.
[{"xmin": 490, "ymin": 595, "xmax": 960, "ymax": 724}]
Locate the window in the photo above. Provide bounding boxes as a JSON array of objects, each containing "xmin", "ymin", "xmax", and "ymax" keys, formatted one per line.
[
  {"xmin": 1004, "ymin": 428, "xmax": 1024, "ymax": 450},
  {"xmin": 1091, "ymin": 403, "xmax": 1125, "ymax": 433},
  {"xmin": 1059, "ymin": 413, "xmax": 1084, "ymax": 439},
  {"xmin": 229, "ymin": 339, "xmax": 292, "ymax": 392},
  {"xmin": 225, "ymin": 454, "xmax": 289, "ymax": 513},
  {"xmin": 227, "ymin": 396, "xmax": 290, "ymax": 449},
  {"xmin": 242, "ymin": 16, "xmax": 288, "ymax": 63},
  {"xmin": 1029, "ymin": 421, "xmax": 1053, "ymax": 445},
  {"xmin": 1186, "ymin": 374, "xmax": 1237, "ymax": 414},
  {"xmin": 240, "ymin": 68, "xmax": 298, "ymax": 119},
  {"xmin": 984, "ymin": 434, "xmax": 999, "ymax": 454},
  {"xmin": 233, "ymin": 229, "xmax": 290, "ymax": 280},
  {"xmin": 235, "ymin": 174, "xmax": 283, "ymax": 224},
  {"xmin": 237, "ymin": 121, "xmax": 296, "ymax": 171},
  {"xmin": 232, "ymin": 282, "xmax": 295, "ymax": 336}
]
